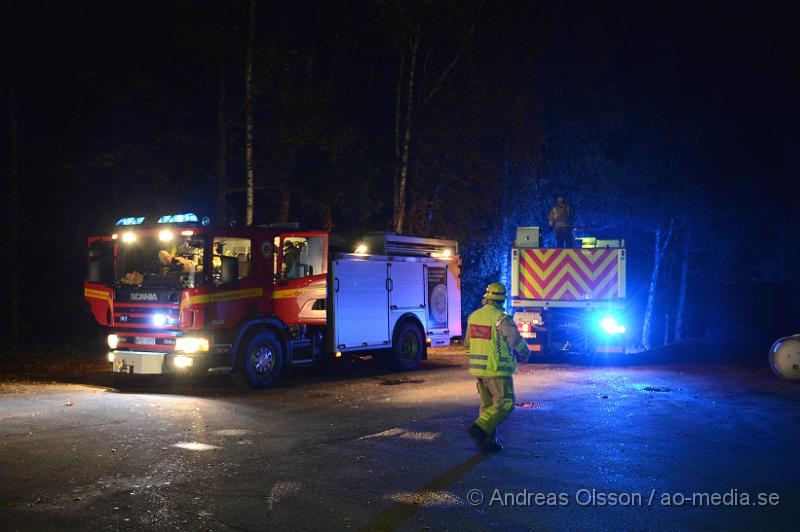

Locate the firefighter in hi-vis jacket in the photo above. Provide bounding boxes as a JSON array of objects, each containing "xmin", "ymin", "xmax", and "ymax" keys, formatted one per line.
[{"xmin": 464, "ymin": 282, "xmax": 531, "ymax": 453}]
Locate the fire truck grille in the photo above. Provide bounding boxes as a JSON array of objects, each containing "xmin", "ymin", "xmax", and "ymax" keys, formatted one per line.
[{"xmin": 114, "ymin": 305, "xmax": 180, "ymax": 328}]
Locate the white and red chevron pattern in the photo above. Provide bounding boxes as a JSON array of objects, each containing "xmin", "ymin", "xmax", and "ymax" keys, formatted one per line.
[{"xmin": 519, "ymin": 249, "xmax": 623, "ymax": 300}]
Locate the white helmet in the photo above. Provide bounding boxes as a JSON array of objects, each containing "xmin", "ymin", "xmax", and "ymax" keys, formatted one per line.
[{"xmin": 769, "ymin": 335, "xmax": 800, "ymax": 381}]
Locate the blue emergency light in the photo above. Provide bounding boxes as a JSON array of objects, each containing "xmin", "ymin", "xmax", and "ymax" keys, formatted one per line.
[
  {"xmin": 115, "ymin": 217, "xmax": 145, "ymax": 226},
  {"xmin": 157, "ymin": 213, "xmax": 199, "ymax": 224},
  {"xmin": 599, "ymin": 315, "xmax": 626, "ymax": 335}
]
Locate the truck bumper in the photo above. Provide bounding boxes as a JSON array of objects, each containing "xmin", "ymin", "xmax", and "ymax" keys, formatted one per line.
[
  {"xmin": 110, "ymin": 350, "xmax": 166, "ymax": 374},
  {"xmin": 108, "ymin": 350, "xmax": 232, "ymax": 375}
]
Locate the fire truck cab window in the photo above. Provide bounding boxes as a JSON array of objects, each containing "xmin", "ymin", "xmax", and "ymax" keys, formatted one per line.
[
  {"xmin": 281, "ymin": 236, "xmax": 324, "ymax": 279},
  {"xmin": 212, "ymin": 237, "xmax": 252, "ymax": 284},
  {"xmin": 115, "ymin": 234, "xmax": 205, "ymax": 288}
]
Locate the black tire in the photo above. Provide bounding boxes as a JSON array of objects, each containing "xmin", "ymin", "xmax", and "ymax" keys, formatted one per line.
[
  {"xmin": 389, "ymin": 320, "xmax": 426, "ymax": 371},
  {"xmin": 233, "ymin": 329, "xmax": 284, "ymax": 389}
]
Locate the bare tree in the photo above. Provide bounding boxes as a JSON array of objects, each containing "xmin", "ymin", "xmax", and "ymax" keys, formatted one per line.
[
  {"xmin": 389, "ymin": 3, "xmax": 482, "ymax": 234},
  {"xmin": 245, "ymin": 0, "xmax": 255, "ymax": 226},
  {"xmin": 4, "ymin": 5, "xmax": 39, "ymax": 350},
  {"xmin": 6, "ymin": 46, "xmax": 20, "ymax": 350},
  {"xmin": 215, "ymin": 42, "xmax": 229, "ymax": 223},
  {"xmin": 393, "ymin": 26, "xmax": 419, "ymax": 234},
  {"xmin": 673, "ymin": 228, "xmax": 691, "ymax": 341},
  {"xmin": 641, "ymin": 218, "xmax": 674, "ymax": 350},
  {"xmin": 392, "ymin": 49, "xmax": 405, "ymax": 232},
  {"xmin": 278, "ymin": 191, "xmax": 291, "ymax": 223}
]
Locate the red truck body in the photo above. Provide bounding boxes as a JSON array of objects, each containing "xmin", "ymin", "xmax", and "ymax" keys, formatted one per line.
[{"xmin": 85, "ymin": 214, "xmax": 461, "ymax": 387}]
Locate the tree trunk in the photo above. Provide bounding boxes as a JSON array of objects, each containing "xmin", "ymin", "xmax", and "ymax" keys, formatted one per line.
[
  {"xmin": 304, "ymin": 1, "xmax": 322, "ymax": 80},
  {"xmin": 392, "ymin": 50, "xmax": 405, "ymax": 231},
  {"xmin": 394, "ymin": 30, "xmax": 419, "ymax": 235},
  {"xmin": 244, "ymin": 0, "xmax": 255, "ymax": 226},
  {"xmin": 215, "ymin": 48, "xmax": 228, "ymax": 224},
  {"xmin": 641, "ymin": 219, "xmax": 674, "ymax": 350},
  {"xmin": 323, "ymin": 206, "xmax": 333, "ymax": 232},
  {"xmin": 499, "ymin": 142, "xmax": 512, "ymax": 306},
  {"xmin": 278, "ymin": 191, "xmax": 291, "ymax": 223},
  {"xmin": 8, "ymin": 56, "xmax": 19, "ymax": 350},
  {"xmin": 674, "ymin": 228, "xmax": 691, "ymax": 341}
]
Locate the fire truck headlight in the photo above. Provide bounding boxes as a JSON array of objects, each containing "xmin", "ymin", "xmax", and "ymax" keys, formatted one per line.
[
  {"xmin": 173, "ymin": 355, "xmax": 193, "ymax": 369},
  {"xmin": 121, "ymin": 231, "xmax": 137, "ymax": 243},
  {"xmin": 159, "ymin": 229, "xmax": 174, "ymax": 242},
  {"xmin": 107, "ymin": 334, "xmax": 119, "ymax": 349},
  {"xmin": 152, "ymin": 314, "xmax": 167, "ymax": 327},
  {"xmin": 600, "ymin": 317, "xmax": 626, "ymax": 335},
  {"xmin": 354, "ymin": 244, "xmax": 368, "ymax": 254},
  {"xmin": 175, "ymin": 337, "xmax": 209, "ymax": 353},
  {"xmin": 107, "ymin": 352, "xmax": 116, "ymax": 363}
]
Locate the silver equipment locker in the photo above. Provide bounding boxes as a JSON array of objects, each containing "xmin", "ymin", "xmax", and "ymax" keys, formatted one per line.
[
  {"xmin": 333, "ymin": 258, "xmax": 390, "ymax": 349},
  {"xmin": 388, "ymin": 261, "xmax": 426, "ymax": 337}
]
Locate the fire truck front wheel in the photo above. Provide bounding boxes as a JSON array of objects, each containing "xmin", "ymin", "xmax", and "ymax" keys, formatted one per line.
[{"xmin": 233, "ymin": 329, "xmax": 285, "ymax": 389}]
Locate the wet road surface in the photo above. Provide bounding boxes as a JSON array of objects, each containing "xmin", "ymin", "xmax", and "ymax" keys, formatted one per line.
[{"xmin": 1, "ymin": 347, "xmax": 798, "ymax": 530}]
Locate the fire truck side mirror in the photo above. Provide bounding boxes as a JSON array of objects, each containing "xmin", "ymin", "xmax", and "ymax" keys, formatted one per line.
[
  {"xmin": 87, "ymin": 240, "xmax": 114, "ymax": 285},
  {"xmin": 220, "ymin": 255, "xmax": 239, "ymax": 284}
]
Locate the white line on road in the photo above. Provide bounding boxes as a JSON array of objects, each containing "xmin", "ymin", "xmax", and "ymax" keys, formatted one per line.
[
  {"xmin": 358, "ymin": 428, "xmax": 405, "ymax": 439},
  {"xmin": 172, "ymin": 441, "xmax": 220, "ymax": 451},
  {"xmin": 400, "ymin": 431, "xmax": 440, "ymax": 441},
  {"xmin": 385, "ymin": 490, "xmax": 463, "ymax": 507}
]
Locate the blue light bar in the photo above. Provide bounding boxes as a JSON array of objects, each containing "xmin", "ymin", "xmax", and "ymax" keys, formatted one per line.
[
  {"xmin": 115, "ymin": 217, "xmax": 145, "ymax": 226},
  {"xmin": 157, "ymin": 213, "xmax": 199, "ymax": 224}
]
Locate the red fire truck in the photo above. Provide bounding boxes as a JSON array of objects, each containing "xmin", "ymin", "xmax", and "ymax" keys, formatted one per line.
[
  {"xmin": 85, "ymin": 213, "xmax": 461, "ymax": 388},
  {"xmin": 509, "ymin": 227, "xmax": 628, "ymax": 355}
]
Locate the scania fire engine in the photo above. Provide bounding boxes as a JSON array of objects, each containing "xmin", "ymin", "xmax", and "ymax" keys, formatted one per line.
[
  {"xmin": 509, "ymin": 227, "xmax": 628, "ymax": 355},
  {"xmin": 85, "ymin": 213, "xmax": 461, "ymax": 388}
]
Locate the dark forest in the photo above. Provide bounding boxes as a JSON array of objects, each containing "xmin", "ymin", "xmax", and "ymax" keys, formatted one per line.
[{"xmin": 2, "ymin": 0, "xmax": 798, "ymax": 353}]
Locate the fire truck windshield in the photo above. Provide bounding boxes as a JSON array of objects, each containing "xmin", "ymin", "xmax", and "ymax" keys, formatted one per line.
[{"xmin": 115, "ymin": 235, "xmax": 205, "ymax": 288}]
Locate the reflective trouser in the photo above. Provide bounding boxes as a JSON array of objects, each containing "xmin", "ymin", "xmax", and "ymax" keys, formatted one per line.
[{"xmin": 474, "ymin": 377, "xmax": 515, "ymax": 435}]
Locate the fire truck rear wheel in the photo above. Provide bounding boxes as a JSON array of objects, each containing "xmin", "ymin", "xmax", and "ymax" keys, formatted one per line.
[
  {"xmin": 234, "ymin": 329, "xmax": 284, "ymax": 389},
  {"xmin": 389, "ymin": 320, "xmax": 425, "ymax": 371}
]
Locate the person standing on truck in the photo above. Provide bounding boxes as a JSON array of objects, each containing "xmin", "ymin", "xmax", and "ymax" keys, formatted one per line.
[
  {"xmin": 464, "ymin": 282, "xmax": 531, "ymax": 453},
  {"xmin": 548, "ymin": 196, "xmax": 573, "ymax": 247}
]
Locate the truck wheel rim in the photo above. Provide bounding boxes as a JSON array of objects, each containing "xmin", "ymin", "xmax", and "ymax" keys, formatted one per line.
[
  {"xmin": 401, "ymin": 333, "xmax": 418, "ymax": 361},
  {"xmin": 251, "ymin": 345, "xmax": 274, "ymax": 375}
]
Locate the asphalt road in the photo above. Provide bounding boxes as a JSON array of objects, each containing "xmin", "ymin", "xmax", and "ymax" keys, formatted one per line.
[{"xmin": 1, "ymin": 347, "xmax": 798, "ymax": 531}]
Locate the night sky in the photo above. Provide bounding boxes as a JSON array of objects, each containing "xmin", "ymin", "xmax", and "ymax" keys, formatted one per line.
[{"xmin": 2, "ymin": 1, "xmax": 798, "ymax": 344}]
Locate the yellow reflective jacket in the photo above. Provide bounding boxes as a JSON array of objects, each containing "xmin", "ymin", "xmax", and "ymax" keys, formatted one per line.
[{"xmin": 466, "ymin": 303, "xmax": 522, "ymax": 377}]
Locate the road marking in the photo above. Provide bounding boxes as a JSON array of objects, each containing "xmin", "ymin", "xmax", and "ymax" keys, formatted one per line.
[
  {"xmin": 358, "ymin": 428, "xmax": 405, "ymax": 440},
  {"xmin": 399, "ymin": 431, "xmax": 440, "ymax": 441},
  {"xmin": 267, "ymin": 481, "xmax": 302, "ymax": 511},
  {"xmin": 214, "ymin": 429, "xmax": 250, "ymax": 436},
  {"xmin": 360, "ymin": 453, "xmax": 493, "ymax": 531},
  {"xmin": 172, "ymin": 441, "xmax": 220, "ymax": 451},
  {"xmin": 358, "ymin": 428, "xmax": 441, "ymax": 442},
  {"xmin": 385, "ymin": 490, "xmax": 462, "ymax": 507}
]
